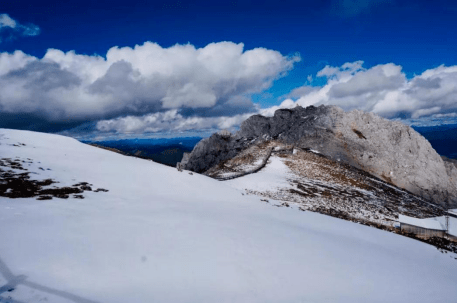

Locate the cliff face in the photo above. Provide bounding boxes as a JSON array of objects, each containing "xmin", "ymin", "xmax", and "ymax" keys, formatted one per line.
[
  {"xmin": 182, "ymin": 105, "xmax": 457, "ymax": 207},
  {"xmin": 180, "ymin": 130, "xmax": 251, "ymax": 174}
]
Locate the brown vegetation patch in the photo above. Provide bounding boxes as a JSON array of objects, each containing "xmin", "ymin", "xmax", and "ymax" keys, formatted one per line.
[
  {"xmin": 0, "ymin": 157, "xmax": 108, "ymax": 200},
  {"xmin": 206, "ymin": 140, "xmax": 280, "ymax": 178},
  {"xmin": 257, "ymin": 140, "xmax": 273, "ymax": 149},
  {"xmin": 381, "ymin": 173, "xmax": 394, "ymax": 184},
  {"xmin": 352, "ymin": 128, "xmax": 367, "ymax": 139},
  {"xmin": 276, "ymin": 153, "xmax": 289, "ymax": 158},
  {"xmin": 231, "ymin": 153, "xmax": 255, "ymax": 166}
]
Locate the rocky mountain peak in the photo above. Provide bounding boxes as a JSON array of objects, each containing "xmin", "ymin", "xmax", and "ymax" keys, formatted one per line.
[{"xmin": 181, "ymin": 105, "xmax": 457, "ymax": 207}]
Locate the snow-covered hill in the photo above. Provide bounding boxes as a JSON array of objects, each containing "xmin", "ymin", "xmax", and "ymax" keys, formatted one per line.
[{"xmin": 1, "ymin": 129, "xmax": 457, "ymax": 302}]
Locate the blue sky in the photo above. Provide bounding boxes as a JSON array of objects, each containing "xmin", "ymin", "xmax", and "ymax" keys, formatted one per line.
[{"xmin": 1, "ymin": 0, "xmax": 457, "ymax": 138}]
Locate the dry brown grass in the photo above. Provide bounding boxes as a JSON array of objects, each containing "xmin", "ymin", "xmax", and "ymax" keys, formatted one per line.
[
  {"xmin": 257, "ymin": 140, "xmax": 273, "ymax": 149},
  {"xmin": 381, "ymin": 173, "xmax": 394, "ymax": 184},
  {"xmin": 231, "ymin": 153, "xmax": 255, "ymax": 166},
  {"xmin": 352, "ymin": 128, "xmax": 367, "ymax": 139},
  {"xmin": 276, "ymin": 153, "xmax": 289, "ymax": 158},
  {"xmin": 206, "ymin": 140, "xmax": 282, "ymax": 177}
]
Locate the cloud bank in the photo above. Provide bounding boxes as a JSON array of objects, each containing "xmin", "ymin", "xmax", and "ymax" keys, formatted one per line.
[
  {"xmin": 0, "ymin": 14, "xmax": 40, "ymax": 42},
  {"xmin": 272, "ymin": 61, "xmax": 457, "ymax": 122},
  {"xmin": 96, "ymin": 110, "xmax": 253, "ymax": 134},
  {"xmin": 0, "ymin": 42, "xmax": 299, "ymax": 132},
  {"xmin": 4, "ymin": 39, "xmax": 457, "ymax": 136}
]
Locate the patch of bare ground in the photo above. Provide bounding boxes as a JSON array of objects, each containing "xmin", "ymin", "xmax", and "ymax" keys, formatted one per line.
[
  {"xmin": 280, "ymin": 148, "xmax": 443, "ymax": 218},
  {"xmin": 0, "ymin": 157, "xmax": 108, "ymax": 200}
]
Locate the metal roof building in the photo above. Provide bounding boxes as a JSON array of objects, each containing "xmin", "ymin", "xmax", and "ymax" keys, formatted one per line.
[{"xmin": 398, "ymin": 215, "xmax": 457, "ymax": 241}]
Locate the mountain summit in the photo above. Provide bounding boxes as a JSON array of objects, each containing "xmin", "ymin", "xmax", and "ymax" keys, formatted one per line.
[{"xmin": 181, "ymin": 105, "xmax": 457, "ymax": 207}]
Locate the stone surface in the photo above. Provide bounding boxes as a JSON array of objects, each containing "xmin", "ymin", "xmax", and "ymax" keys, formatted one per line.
[
  {"xmin": 182, "ymin": 105, "xmax": 457, "ymax": 207},
  {"xmin": 181, "ymin": 132, "xmax": 252, "ymax": 174}
]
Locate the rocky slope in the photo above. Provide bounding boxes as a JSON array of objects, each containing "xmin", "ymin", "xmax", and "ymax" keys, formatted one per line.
[
  {"xmin": 213, "ymin": 141, "xmax": 444, "ymax": 224},
  {"xmin": 181, "ymin": 105, "xmax": 457, "ymax": 207}
]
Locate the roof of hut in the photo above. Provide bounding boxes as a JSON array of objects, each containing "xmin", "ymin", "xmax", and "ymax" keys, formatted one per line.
[{"xmin": 398, "ymin": 215, "xmax": 457, "ymax": 236}]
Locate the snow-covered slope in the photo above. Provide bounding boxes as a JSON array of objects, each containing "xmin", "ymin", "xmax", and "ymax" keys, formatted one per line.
[{"xmin": 1, "ymin": 129, "xmax": 457, "ymax": 302}]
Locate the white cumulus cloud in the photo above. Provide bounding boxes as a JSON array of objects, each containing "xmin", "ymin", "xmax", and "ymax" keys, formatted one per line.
[
  {"xmin": 96, "ymin": 110, "xmax": 252, "ymax": 134},
  {"xmin": 274, "ymin": 61, "xmax": 457, "ymax": 120},
  {"xmin": 0, "ymin": 41, "xmax": 299, "ymax": 129},
  {"xmin": 97, "ymin": 60, "xmax": 457, "ymax": 135}
]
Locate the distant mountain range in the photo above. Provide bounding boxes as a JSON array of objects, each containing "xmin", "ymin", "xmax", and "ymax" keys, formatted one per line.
[
  {"xmin": 82, "ymin": 137, "xmax": 202, "ymax": 167},
  {"xmin": 412, "ymin": 123, "xmax": 457, "ymax": 159}
]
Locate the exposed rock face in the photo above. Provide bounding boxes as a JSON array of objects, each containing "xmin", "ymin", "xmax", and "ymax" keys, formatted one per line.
[
  {"xmin": 180, "ymin": 132, "xmax": 251, "ymax": 174},
  {"xmin": 182, "ymin": 105, "xmax": 457, "ymax": 207},
  {"xmin": 442, "ymin": 156, "xmax": 457, "ymax": 198}
]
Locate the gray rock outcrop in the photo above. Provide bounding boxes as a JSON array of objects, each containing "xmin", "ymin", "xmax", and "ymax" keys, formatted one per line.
[
  {"xmin": 182, "ymin": 105, "xmax": 457, "ymax": 207},
  {"xmin": 180, "ymin": 131, "xmax": 251, "ymax": 174}
]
